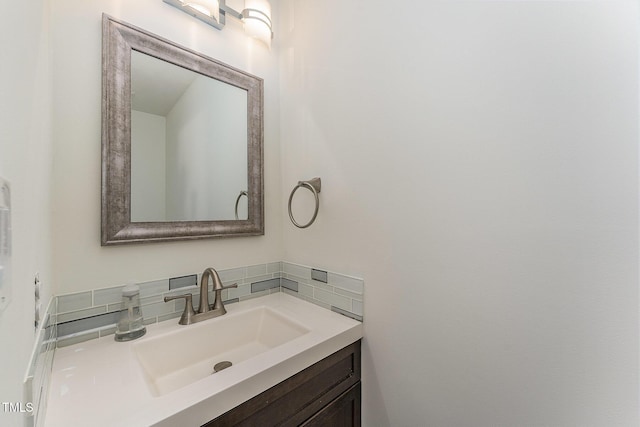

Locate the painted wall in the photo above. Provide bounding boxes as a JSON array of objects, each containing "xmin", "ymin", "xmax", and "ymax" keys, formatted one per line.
[
  {"xmin": 0, "ymin": 0, "xmax": 53, "ymax": 425},
  {"xmin": 51, "ymin": 0, "xmax": 281, "ymax": 294},
  {"xmin": 131, "ymin": 110, "xmax": 167, "ymax": 222},
  {"xmin": 278, "ymin": 1, "xmax": 639, "ymax": 426}
]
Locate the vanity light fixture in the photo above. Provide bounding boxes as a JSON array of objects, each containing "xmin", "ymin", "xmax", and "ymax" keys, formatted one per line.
[
  {"xmin": 163, "ymin": 0, "xmax": 273, "ymax": 48},
  {"xmin": 242, "ymin": 0, "xmax": 272, "ymax": 48},
  {"xmin": 182, "ymin": 0, "xmax": 220, "ymax": 23}
]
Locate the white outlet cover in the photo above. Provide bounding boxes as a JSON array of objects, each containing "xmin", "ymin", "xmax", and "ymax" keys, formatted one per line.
[{"xmin": 0, "ymin": 176, "xmax": 12, "ymax": 314}]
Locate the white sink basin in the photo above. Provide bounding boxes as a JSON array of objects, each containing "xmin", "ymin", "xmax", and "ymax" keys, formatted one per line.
[{"xmin": 133, "ymin": 306, "xmax": 310, "ymax": 396}]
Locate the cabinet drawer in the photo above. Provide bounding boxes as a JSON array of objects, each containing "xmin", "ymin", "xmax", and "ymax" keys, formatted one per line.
[{"xmin": 301, "ymin": 383, "xmax": 361, "ymax": 427}]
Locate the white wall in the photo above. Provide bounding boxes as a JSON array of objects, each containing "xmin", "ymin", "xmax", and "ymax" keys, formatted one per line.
[
  {"xmin": 0, "ymin": 0, "xmax": 53, "ymax": 425},
  {"xmin": 279, "ymin": 1, "xmax": 639, "ymax": 426},
  {"xmin": 51, "ymin": 0, "xmax": 281, "ymax": 294},
  {"xmin": 131, "ymin": 110, "xmax": 167, "ymax": 222}
]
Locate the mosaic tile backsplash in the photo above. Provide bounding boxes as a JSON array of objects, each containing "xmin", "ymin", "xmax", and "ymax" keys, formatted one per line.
[{"xmin": 54, "ymin": 261, "xmax": 364, "ymax": 347}]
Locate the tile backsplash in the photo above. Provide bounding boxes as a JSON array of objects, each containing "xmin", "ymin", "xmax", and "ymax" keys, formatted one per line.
[
  {"xmin": 54, "ymin": 261, "xmax": 364, "ymax": 347},
  {"xmin": 281, "ymin": 262, "xmax": 363, "ymax": 321},
  {"xmin": 24, "ymin": 297, "xmax": 56, "ymax": 427}
]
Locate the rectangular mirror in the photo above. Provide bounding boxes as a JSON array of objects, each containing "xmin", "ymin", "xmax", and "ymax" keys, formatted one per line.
[{"xmin": 102, "ymin": 15, "xmax": 263, "ymax": 245}]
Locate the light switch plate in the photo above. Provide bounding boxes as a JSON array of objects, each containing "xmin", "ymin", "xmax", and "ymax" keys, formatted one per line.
[{"xmin": 0, "ymin": 176, "xmax": 12, "ymax": 314}]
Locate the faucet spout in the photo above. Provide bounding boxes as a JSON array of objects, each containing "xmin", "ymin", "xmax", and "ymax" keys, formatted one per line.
[{"xmin": 198, "ymin": 267, "xmax": 224, "ymax": 313}]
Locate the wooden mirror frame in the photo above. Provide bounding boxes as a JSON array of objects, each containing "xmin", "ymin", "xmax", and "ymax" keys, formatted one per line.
[{"xmin": 101, "ymin": 15, "xmax": 264, "ymax": 245}]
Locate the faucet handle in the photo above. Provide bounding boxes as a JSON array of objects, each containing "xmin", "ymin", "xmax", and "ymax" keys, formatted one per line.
[
  {"xmin": 164, "ymin": 293, "xmax": 196, "ymax": 325},
  {"xmin": 211, "ymin": 283, "xmax": 238, "ymax": 312}
]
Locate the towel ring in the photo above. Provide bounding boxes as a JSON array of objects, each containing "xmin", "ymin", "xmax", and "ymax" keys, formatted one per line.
[
  {"xmin": 234, "ymin": 190, "xmax": 248, "ymax": 220},
  {"xmin": 288, "ymin": 177, "xmax": 321, "ymax": 228}
]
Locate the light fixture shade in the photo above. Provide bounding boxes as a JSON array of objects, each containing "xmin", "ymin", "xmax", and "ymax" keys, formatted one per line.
[
  {"xmin": 183, "ymin": 0, "xmax": 220, "ymax": 23},
  {"xmin": 242, "ymin": 0, "xmax": 272, "ymax": 48}
]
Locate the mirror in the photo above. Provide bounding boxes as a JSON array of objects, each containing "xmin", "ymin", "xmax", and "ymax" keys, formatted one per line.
[
  {"xmin": 102, "ymin": 15, "xmax": 264, "ymax": 245},
  {"xmin": 130, "ymin": 51, "xmax": 248, "ymax": 222}
]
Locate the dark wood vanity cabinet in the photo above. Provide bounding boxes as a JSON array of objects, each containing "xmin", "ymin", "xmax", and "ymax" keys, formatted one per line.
[{"xmin": 203, "ymin": 340, "xmax": 361, "ymax": 427}]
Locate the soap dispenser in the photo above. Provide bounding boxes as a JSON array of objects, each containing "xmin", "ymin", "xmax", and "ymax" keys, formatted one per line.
[{"xmin": 114, "ymin": 284, "xmax": 146, "ymax": 341}]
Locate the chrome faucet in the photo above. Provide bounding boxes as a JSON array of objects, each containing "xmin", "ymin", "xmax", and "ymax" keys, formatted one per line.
[{"xmin": 164, "ymin": 267, "xmax": 238, "ymax": 325}]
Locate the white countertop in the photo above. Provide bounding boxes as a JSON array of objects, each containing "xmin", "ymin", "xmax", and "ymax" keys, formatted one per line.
[{"xmin": 44, "ymin": 293, "xmax": 363, "ymax": 427}]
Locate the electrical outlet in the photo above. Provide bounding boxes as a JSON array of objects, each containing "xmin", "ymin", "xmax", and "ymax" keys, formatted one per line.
[
  {"xmin": 0, "ymin": 177, "xmax": 11, "ymax": 314},
  {"xmin": 35, "ymin": 302, "xmax": 41, "ymax": 329},
  {"xmin": 34, "ymin": 273, "xmax": 41, "ymax": 329},
  {"xmin": 35, "ymin": 272, "xmax": 41, "ymax": 299}
]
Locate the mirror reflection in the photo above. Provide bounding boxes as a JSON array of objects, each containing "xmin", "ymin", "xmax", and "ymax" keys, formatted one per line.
[{"xmin": 130, "ymin": 50, "xmax": 248, "ymax": 222}]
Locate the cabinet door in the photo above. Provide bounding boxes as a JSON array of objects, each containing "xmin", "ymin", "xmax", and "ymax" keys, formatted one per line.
[
  {"xmin": 301, "ymin": 383, "xmax": 361, "ymax": 427},
  {"xmin": 205, "ymin": 341, "xmax": 361, "ymax": 427}
]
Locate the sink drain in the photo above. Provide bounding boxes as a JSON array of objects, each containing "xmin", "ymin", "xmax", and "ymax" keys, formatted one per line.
[{"xmin": 213, "ymin": 361, "xmax": 232, "ymax": 373}]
